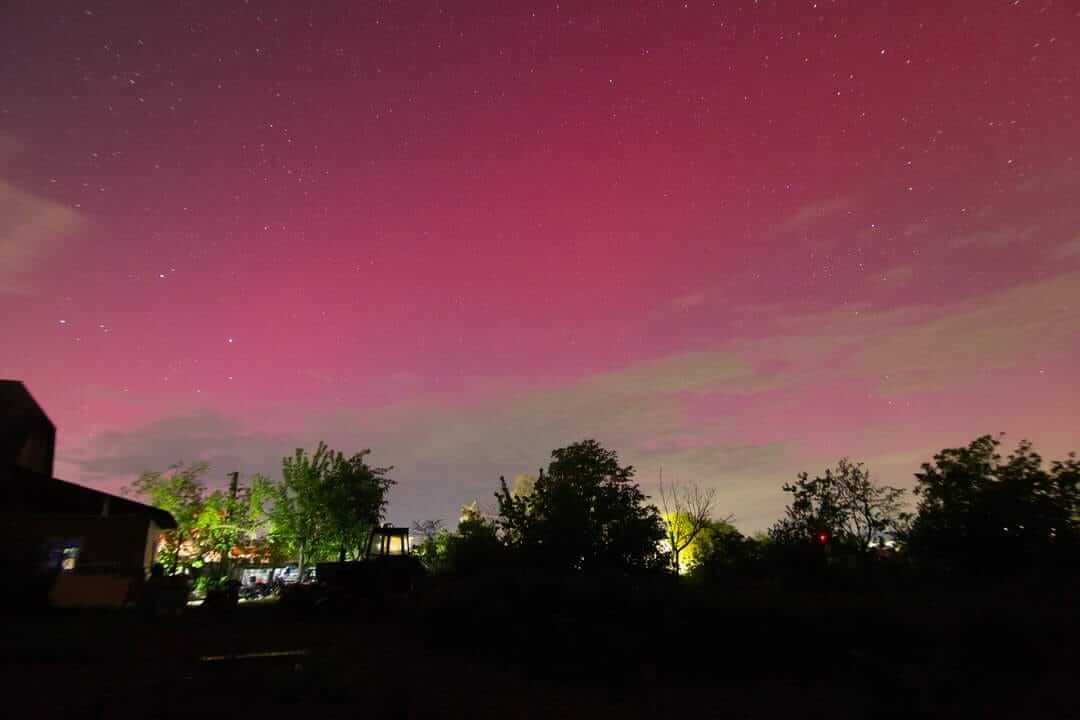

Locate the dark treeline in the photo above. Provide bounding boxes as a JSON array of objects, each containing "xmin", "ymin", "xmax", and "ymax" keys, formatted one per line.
[
  {"xmin": 403, "ymin": 434, "xmax": 1078, "ymax": 716},
  {"xmin": 390, "ymin": 434, "xmax": 1077, "ymax": 718},
  {"xmin": 68, "ymin": 431, "xmax": 1075, "ymax": 598},
  {"xmin": 122, "ymin": 432, "xmax": 1078, "ymax": 588},
  {"xmin": 411, "ymin": 434, "xmax": 1078, "ymax": 587}
]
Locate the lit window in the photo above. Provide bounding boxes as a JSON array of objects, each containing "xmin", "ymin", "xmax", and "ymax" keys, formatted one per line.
[{"xmin": 44, "ymin": 538, "xmax": 82, "ymax": 573}]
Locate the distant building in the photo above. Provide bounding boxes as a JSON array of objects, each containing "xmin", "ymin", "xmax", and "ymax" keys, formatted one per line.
[{"xmin": 0, "ymin": 380, "xmax": 176, "ymax": 606}]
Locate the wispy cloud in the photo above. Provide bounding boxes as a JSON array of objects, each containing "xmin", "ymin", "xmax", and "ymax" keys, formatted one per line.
[
  {"xmin": 65, "ymin": 345, "xmax": 790, "ymax": 526},
  {"xmin": 61, "ymin": 412, "xmax": 298, "ymax": 483},
  {"xmin": 64, "ymin": 271, "xmax": 1080, "ymax": 531},
  {"xmin": 851, "ymin": 272, "xmax": 1080, "ymax": 393},
  {"xmin": 0, "ymin": 179, "xmax": 82, "ymax": 294}
]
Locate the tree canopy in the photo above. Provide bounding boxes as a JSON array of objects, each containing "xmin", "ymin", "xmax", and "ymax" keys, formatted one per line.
[
  {"xmin": 770, "ymin": 458, "xmax": 907, "ymax": 550},
  {"xmin": 907, "ymin": 435, "xmax": 1078, "ymax": 571},
  {"xmin": 128, "ymin": 462, "xmax": 264, "ymax": 578},
  {"xmin": 128, "ymin": 461, "xmax": 208, "ymax": 573},
  {"xmin": 444, "ymin": 507, "xmax": 504, "ymax": 575},
  {"xmin": 688, "ymin": 520, "xmax": 769, "ymax": 581},
  {"xmin": 495, "ymin": 439, "xmax": 666, "ymax": 573},
  {"xmin": 262, "ymin": 442, "xmax": 394, "ymax": 573}
]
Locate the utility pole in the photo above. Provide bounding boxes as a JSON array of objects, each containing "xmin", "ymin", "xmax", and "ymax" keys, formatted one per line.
[{"xmin": 223, "ymin": 471, "xmax": 240, "ymax": 580}]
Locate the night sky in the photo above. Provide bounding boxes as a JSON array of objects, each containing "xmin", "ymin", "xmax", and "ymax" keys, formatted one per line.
[{"xmin": 2, "ymin": 1, "xmax": 1078, "ymax": 530}]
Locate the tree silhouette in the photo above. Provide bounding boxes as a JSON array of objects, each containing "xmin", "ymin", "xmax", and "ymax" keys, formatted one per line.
[
  {"xmin": 770, "ymin": 458, "xmax": 906, "ymax": 550},
  {"xmin": 908, "ymin": 435, "xmax": 1078, "ymax": 572},
  {"xmin": 687, "ymin": 519, "xmax": 768, "ymax": 581},
  {"xmin": 444, "ymin": 510, "xmax": 503, "ymax": 575},
  {"xmin": 495, "ymin": 439, "xmax": 665, "ymax": 573}
]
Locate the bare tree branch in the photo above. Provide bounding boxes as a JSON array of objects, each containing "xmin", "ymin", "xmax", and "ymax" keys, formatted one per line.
[{"xmin": 658, "ymin": 473, "xmax": 717, "ymax": 574}]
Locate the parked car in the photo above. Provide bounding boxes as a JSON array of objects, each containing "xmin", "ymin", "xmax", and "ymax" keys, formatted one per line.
[{"xmin": 276, "ymin": 564, "xmax": 316, "ymax": 584}]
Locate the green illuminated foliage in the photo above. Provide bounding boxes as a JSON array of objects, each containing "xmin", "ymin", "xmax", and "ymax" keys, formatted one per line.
[
  {"xmin": 261, "ymin": 442, "xmax": 395, "ymax": 574},
  {"xmin": 128, "ymin": 463, "xmax": 268, "ymax": 579}
]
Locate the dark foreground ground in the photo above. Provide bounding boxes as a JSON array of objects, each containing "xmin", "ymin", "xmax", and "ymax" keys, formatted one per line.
[{"xmin": 1, "ymin": 581, "xmax": 1075, "ymax": 719}]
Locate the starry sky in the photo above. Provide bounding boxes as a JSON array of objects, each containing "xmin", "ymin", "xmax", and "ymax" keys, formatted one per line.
[{"xmin": 2, "ymin": 0, "xmax": 1078, "ymax": 530}]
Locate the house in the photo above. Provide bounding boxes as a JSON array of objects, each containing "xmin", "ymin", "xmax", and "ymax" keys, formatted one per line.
[{"xmin": 0, "ymin": 380, "xmax": 176, "ymax": 606}]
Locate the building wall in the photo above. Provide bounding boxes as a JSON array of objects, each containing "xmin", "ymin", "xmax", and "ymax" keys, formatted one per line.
[
  {"xmin": 13, "ymin": 425, "xmax": 55, "ymax": 477},
  {"xmin": 0, "ymin": 513, "xmax": 155, "ymax": 577}
]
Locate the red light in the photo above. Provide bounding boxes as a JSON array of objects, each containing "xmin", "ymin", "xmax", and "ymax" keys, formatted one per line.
[{"xmin": 816, "ymin": 531, "xmax": 830, "ymax": 545}]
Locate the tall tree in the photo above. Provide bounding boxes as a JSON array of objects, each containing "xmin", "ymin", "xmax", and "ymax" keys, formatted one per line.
[
  {"xmin": 196, "ymin": 473, "xmax": 269, "ymax": 579},
  {"xmin": 263, "ymin": 442, "xmax": 394, "ymax": 574},
  {"xmin": 495, "ymin": 439, "xmax": 666, "ymax": 573},
  {"xmin": 322, "ymin": 449, "xmax": 395, "ymax": 561},
  {"xmin": 657, "ymin": 475, "xmax": 717, "ymax": 574},
  {"xmin": 908, "ymin": 435, "xmax": 1078, "ymax": 570},
  {"xmin": 833, "ymin": 459, "xmax": 907, "ymax": 550},
  {"xmin": 769, "ymin": 467, "xmax": 847, "ymax": 547},
  {"xmin": 264, "ymin": 445, "xmax": 331, "ymax": 576},
  {"xmin": 770, "ymin": 458, "xmax": 906, "ymax": 550}
]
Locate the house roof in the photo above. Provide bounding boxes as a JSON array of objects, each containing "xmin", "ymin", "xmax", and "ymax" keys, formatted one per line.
[
  {"xmin": 0, "ymin": 380, "xmax": 176, "ymax": 530},
  {"xmin": 0, "ymin": 463, "xmax": 177, "ymax": 530}
]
